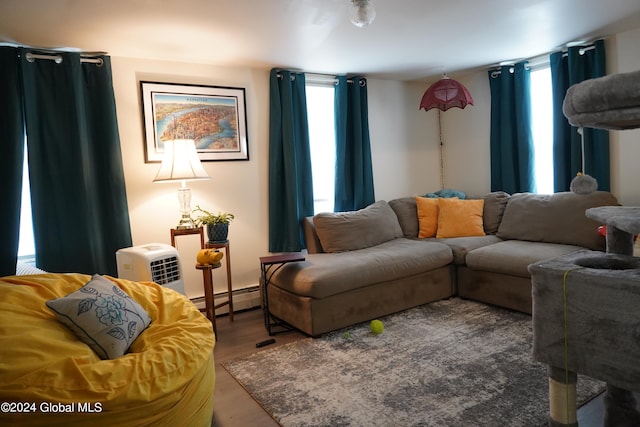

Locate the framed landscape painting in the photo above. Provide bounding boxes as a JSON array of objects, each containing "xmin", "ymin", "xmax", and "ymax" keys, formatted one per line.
[{"xmin": 141, "ymin": 81, "xmax": 249, "ymax": 162}]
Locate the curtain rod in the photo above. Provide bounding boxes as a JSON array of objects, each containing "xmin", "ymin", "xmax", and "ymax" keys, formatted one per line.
[
  {"xmin": 306, "ymin": 73, "xmax": 340, "ymax": 85},
  {"xmin": 276, "ymin": 71, "xmax": 364, "ymax": 86},
  {"xmin": 562, "ymin": 44, "xmax": 596, "ymax": 57},
  {"xmin": 489, "ymin": 42, "xmax": 598, "ymax": 76},
  {"xmin": 25, "ymin": 52, "xmax": 104, "ymax": 66}
]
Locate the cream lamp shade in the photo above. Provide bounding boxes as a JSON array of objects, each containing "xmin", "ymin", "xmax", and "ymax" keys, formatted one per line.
[
  {"xmin": 154, "ymin": 139, "xmax": 210, "ymax": 229},
  {"xmin": 153, "ymin": 139, "xmax": 209, "ymax": 182}
]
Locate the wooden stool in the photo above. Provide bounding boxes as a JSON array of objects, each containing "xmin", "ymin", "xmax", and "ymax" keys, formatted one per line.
[{"xmin": 196, "ymin": 263, "xmax": 222, "ymax": 339}]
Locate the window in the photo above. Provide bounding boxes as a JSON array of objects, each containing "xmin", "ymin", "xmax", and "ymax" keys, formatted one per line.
[
  {"xmin": 18, "ymin": 142, "xmax": 36, "ymax": 263},
  {"xmin": 306, "ymin": 83, "xmax": 336, "ymax": 214},
  {"xmin": 530, "ymin": 64, "xmax": 554, "ymax": 194}
]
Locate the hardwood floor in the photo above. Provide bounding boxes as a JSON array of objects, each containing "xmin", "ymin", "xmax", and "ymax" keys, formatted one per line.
[
  {"xmin": 211, "ymin": 307, "xmax": 606, "ymax": 427},
  {"xmin": 212, "ymin": 308, "xmax": 305, "ymax": 427}
]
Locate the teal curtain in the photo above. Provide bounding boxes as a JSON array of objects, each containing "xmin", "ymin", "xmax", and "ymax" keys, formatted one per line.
[
  {"xmin": 268, "ymin": 69, "xmax": 314, "ymax": 252},
  {"xmin": 20, "ymin": 50, "xmax": 132, "ymax": 275},
  {"xmin": 334, "ymin": 76, "xmax": 375, "ymax": 212},
  {"xmin": 0, "ymin": 47, "xmax": 25, "ymax": 276},
  {"xmin": 550, "ymin": 39, "xmax": 608, "ymax": 192},
  {"xmin": 488, "ymin": 62, "xmax": 534, "ymax": 194}
]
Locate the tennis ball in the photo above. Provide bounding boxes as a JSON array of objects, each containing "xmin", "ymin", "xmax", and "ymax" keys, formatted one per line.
[{"xmin": 370, "ymin": 319, "xmax": 384, "ymax": 334}]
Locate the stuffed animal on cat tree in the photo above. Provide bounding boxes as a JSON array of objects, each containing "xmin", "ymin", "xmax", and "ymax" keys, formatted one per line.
[{"xmin": 568, "ymin": 128, "xmax": 599, "ymax": 195}]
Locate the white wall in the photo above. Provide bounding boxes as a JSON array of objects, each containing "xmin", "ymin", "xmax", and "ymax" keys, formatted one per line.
[
  {"xmin": 111, "ymin": 25, "xmax": 639, "ymax": 298},
  {"xmin": 436, "ymin": 71, "xmax": 492, "ymax": 197},
  {"xmin": 367, "ymin": 78, "xmax": 440, "ymax": 200},
  {"xmin": 111, "ymin": 62, "xmax": 429, "ymax": 297},
  {"xmin": 111, "ymin": 58, "xmax": 270, "ymax": 297},
  {"xmin": 432, "ymin": 27, "xmax": 640, "ymax": 203},
  {"xmin": 369, "ymin": 69, "xmax": 492, "ymax": 200},
  {"xmin": 608, "ymin": 27, "xmax": 640, "ymax": 206}
]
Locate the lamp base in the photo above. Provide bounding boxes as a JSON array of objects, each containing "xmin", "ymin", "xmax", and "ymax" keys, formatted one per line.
[
  {"xmin": 176, "ymin": 184, "xmax": 195, "ymax": 229},
  {"xmin": 176, "ymin": 214, "xmax": 196, "ymax": 229}
]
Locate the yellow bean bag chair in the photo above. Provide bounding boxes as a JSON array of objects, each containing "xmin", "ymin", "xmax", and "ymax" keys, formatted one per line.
[{"xmin": 0, "ymin": 273, "xmax": 215, "ymax": 427}]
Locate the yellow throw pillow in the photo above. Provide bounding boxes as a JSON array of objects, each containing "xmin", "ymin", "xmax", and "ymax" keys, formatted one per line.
[
  {"xmin": 415, "ymin": 197, "xmax": 440, "ymax": 238},
  {"xmin": 436, "ymin": 198, "xmax": 486, "ymax": 238}
]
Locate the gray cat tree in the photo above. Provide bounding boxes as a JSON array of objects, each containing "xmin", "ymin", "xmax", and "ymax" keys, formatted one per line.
[{"xmin": 529, "ymin": 69, "xmax": 640, "ymax": 427}]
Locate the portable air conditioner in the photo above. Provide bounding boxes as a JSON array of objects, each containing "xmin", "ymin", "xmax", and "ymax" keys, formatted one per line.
[{"xmin": 116, "ymin": 243, "xmax": 185, "ymax": 295}]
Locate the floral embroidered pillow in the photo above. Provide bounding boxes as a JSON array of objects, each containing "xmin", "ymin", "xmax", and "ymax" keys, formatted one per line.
[{"xmin": 46, "ymin": 274, "xmax": 152, "ymax": 359}]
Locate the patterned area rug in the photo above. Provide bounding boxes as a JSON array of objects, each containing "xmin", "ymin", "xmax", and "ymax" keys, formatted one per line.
[{"xmin": 223, "ymin": 298, "xmax": 604, "ymax": 426}]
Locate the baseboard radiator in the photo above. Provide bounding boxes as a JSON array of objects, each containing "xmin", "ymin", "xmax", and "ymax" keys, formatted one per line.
[{"xmin": 191, "ymin": 285, "xmax": 261, "ymax": 316}]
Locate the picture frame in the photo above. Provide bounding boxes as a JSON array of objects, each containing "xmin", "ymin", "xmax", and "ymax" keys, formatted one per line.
[{"xmin": 140, "ymin": 81, "xmax": 249, "ymax": 162}]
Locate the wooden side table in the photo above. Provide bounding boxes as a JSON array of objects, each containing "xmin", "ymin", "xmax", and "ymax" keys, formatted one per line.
[
  {"xmin": 170, "ymin": 227, "xmax": 232, "ymax": 331},
  {"xmin": 204, "ymin": 240, "xmax": 234, "ymax": 321},
  {"xmin": 259, "ymin": 252, "xmax": 305, "ymax": 335},
  {"xmin": 196, "ymin": 263, "xmax": 222, "ymax": 339},
  {"xmin": 170, "ymin": 227, "xmax": 205, "ymax": 248}
]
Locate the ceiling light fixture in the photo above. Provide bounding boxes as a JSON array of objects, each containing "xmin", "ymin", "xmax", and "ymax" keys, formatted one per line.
[
  {"xmin": 419, "ymin": 75, "xmax": 474, "ymax": 189},
  {"xmin": 350, "ymin": 0, "xmax": 376, "ymax": 28}
]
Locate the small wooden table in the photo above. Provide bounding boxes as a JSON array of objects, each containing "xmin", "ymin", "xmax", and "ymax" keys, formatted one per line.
[
  {"xmin": 170, "ymin": 228, "xmax": 234, "ymax": 332},
  {"xmin": 259, "ymin": 252, "xmax": 305, "ymax": 335},
  {"xmin": 204, "ymin": 240, "xmax": 234, "ymax": 321},
  {"xmin": 170, "ymin": 227, "xmax": 205, "ymax": 248},
  {"xmin": 196, "ymin": 263, "xmax": 223, "ymax": 339}
]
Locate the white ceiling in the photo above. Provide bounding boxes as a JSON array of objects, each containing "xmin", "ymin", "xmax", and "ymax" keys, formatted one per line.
[{"xmin": 1, "ymin": 0, "xmax": 640, "ymax": 81}]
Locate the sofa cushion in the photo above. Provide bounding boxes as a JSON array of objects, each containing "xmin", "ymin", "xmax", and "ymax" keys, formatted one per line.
[
  {"xmin": 313, "ymin": 200, "xmax": 404, "ymax": 253},
  {"xmin": 466, "ymin": 240, "xmax": 586, "ymax": 278},
  {"xmin": 416, "ymin": 196, "xmax": 440, "ymax": 238},
  {"xmin": 302, "ymin": 217, "xmax": 324, "ymax": 254},
  {"xmin": 269, "ymin": 238, "xmax": 453, "ymax": 299},
  {"xmin": 496, "ymin": 191, "xmax": 618, "ymax": 251},
  {"xmin": 436, "ymin": 198, "xmax": 485, "ymax": 238},
  {"xmin": 428, "ymin": 235, "xmax": 503, "ymax": 264},
  {"xmin": 388, "ymin": 197, "xmax": 419, "ymax": 238},
  {"xmin": 480, "ymin": 191, "xmax": 510, "ymax": 234},
  {"xmin": 391, "ymin": 192, "xmax": 510, "ymax": 239}
]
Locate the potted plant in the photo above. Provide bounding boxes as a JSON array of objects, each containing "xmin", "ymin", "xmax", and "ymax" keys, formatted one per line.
[{"xmin": 192, "ymin": 205, "xmax": 235, "ymax": 243}]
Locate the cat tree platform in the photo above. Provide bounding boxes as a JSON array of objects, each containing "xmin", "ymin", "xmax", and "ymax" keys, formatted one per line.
[
  {"xmin": 531, "ymin": 66, "xmax": 640, "ymax": 427},
  {"xmin": 530, "ymin": 207, "xmax": 640, "ymax": 426}
]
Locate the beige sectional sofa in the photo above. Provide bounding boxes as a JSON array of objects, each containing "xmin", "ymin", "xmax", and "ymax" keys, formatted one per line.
[{"xmin": 266, "ymin": 191, "xmax": 618, "ymax": 337}]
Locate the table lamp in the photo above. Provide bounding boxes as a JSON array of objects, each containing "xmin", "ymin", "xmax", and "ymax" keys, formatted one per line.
[{"xmin": 154, "ymin": 139, "xmax": 210, "ymax": 229}]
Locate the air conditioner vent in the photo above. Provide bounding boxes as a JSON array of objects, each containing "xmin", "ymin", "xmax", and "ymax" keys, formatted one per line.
[{"xmin": 150, "ymin": 256, "xmax": 180, "ymax": 285}]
